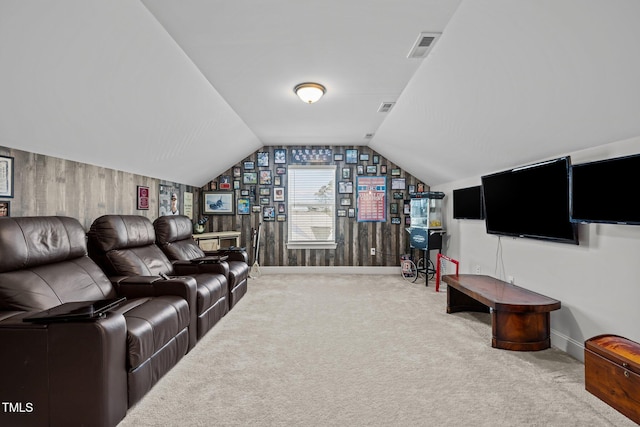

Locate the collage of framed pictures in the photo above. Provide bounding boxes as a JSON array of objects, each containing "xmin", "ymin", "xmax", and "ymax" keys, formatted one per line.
[{"xmin": 208, "ymin": 147, "xmax": 416, "ymax": 227}]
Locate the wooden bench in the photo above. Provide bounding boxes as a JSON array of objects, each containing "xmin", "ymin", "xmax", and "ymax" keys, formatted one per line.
[{"xmin": 441, "ymin": 274, "xmax": 561, "ymax": 351}]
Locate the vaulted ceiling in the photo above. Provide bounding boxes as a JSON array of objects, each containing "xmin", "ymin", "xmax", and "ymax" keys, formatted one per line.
[{"xmin": 2, "ymin": 1, "xmax": 640, "ymax": 187}]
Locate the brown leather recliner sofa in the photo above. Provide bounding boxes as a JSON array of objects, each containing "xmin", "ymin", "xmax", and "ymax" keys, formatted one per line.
[
  {"xmin": 153, "ymin": 215, "xmax": 249, "ymax": 309},
  {"xmin": 0, "ymin": 216, "xmax": 193, "ymax": 427},
  {"xmin": 87, "ymin": 215, "xmax": 229, "ymax": 346}
]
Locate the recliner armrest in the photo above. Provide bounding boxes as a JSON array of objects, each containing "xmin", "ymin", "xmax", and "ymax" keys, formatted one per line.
[
  {"xmin": 0, "ymin": 313, "xmax": 128, "ymax": 427},
  {"xmin": 115, "ymin": 275, "xmax": 198, "ymax": 351},
  {"xmin": 173, "ymin": 259, "xmax": 230, "ymax": 278},
  {"xmin": 204, "ymin": 249, "xmax": 248, "ymax": 264}
]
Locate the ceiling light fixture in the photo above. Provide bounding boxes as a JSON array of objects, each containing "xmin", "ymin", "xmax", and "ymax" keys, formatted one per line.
[{"xmin": 294, "ymin": 82, "xmax": 326, "ymax": 104}]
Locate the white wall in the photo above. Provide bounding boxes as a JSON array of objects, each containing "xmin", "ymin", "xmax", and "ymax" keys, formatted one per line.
[{"xmin": 433, "ymin": 136, "xmax": 640, "ymax": 361}]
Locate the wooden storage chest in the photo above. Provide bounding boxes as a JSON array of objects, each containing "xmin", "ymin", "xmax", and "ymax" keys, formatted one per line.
[{"xmin": 584, "ymin": 334, "xmax": 640, "ymax": 424}]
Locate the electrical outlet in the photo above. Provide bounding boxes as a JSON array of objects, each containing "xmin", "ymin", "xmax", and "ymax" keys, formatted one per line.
[
  {"xmin": 508, "ymin": 276, "xmax": 515, "ymax": 284},
  {"xmin": 474, "ymin": 265, "xmax": 481, "ymax": 274},
  {"xmin": 370, "ymin": 248, "xmax": 376, "ymax": 256}
]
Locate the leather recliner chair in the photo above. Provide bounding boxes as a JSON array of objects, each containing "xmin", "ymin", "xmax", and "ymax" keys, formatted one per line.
[
  {"xmin": 0, "ymin": 216, "xmax": 193, "ymax": 427},
  {"xmin": 87, "ymin": 215, "xmax": 229, "ymax": 347},
  {"xmin": 153, "ymin": 215, "xmax": 249, "ymax": 309}
]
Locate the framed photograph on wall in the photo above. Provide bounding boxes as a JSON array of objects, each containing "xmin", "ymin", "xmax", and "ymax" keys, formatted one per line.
[
  {"xmin": 277, "ymin": 214, "xmax": 287, "ymax": 222},
  {"xmin": 338, "ymin": 181, "xmax": 353, "ymax": 194},
  {"xmin": 380, "ymin": 165, "xmax": 387, "ymax": 174},
  {"xmin": 348, "ymin": 208, "xmax": 355, "ymax": 218},
  {"xmin": 276, "ymin": 166, "xmax": 287, "ymax": 175},
  {"xmin": 273, "ymin": 187, "xmax": 285, "ymax": 201},
  {"xmin": 0, "ymin": 201, "xmax": 9, "ymax": 217},
  {"xmin": 0, "ymin": 155, "xmax": 14, "ymax": 198},
  {"xmin": 257, "ymin": 152, "xmax": 269, "ymax": 167},
  {"xmin": 366, "ymin": 165, "xmax": 377, "ymax": 174},
  {"xmin": 137, "ymin": 185, "xmax": 150, "ymax": 210},
  {"xmin": 243, "ymin": 161, "xmax": 255, "ymax": 170},
  {"xmin": 237, "ymin": 197, "xmax": 251, "ymax": 215},
  {"xmin": 243, "ymin": 172, "xmax": 258, "ymax": 184},
  {"xmin": 345, "ymin": 149, "xmax": 358, "ymax": 164},
  {"xmin": 337, "ymin": 209, "xmax": 347, "ymax": 217},
  {"xmin": 259, "ymin": 170, "xmax": 272, "ymax": 185},
  {"xmin": 359, "ymin": 153, "xmax": 369, "ymax": 161},
  {"xmin": 391, "ymin": 178, "xmax": 406, "ymax": 190},
  {"xmin": 334, "ymin": 153, "xmax": 344, "ymax": 162},
  {"xmin": 274, "ymin": 148, "xmax": 287, "ymax": 164},
  {"xmin": 203, "ymin": 191, "xmax": 235, "ymax": 215},
  {"xmin": 263, "ymin": 206, "xmax": 275, "ymax": 221}
]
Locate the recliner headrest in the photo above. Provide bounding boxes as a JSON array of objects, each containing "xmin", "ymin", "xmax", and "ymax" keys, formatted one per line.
[
  {"xmin": 88, "ymin": 215, "xmax": 156, "ymax": 252},
  {"xmin": 153, "ymin": 215, "xmax": 194, "ymax": 245},
  {"xmin": 0, "ymin": 216, "xmax": 87, "ymax": 273}
]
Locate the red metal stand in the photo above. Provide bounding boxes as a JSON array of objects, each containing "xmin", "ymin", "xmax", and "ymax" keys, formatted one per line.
[{"xmin": 435, "ymin": 253, "xmax": 459, "ymax": 292}]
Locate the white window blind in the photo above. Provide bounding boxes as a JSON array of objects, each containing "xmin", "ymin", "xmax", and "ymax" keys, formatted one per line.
[{"xmin": 287, "ymin": 165, "xmax": 336, "ymax": 247}]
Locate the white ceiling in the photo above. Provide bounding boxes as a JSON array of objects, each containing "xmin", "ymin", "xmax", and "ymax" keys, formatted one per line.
[{"xmin": 2, "ymin": 1, "xmax": 640, "ymax": 187}]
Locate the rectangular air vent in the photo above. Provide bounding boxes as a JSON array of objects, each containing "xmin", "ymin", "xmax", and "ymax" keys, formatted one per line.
[
  {"xmin": 378, "ymin": 102, "xmax": 395, "ymax": 113},
  {"xmin": 364, "ymin": 133, "xmax": 375, "ymax": 139},
  {"xmin": 407, "ymin": 32, "xmax": 441, "ymax": 59}
]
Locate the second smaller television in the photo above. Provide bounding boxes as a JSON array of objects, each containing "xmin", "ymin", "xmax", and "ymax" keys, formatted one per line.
[
  {"xmin": 571, "ymin": 153, "xmax": 640, "ymax": 225},
  {"xmin": 453, "ymin": 186, "xmax": 484, "ymax": 220}
]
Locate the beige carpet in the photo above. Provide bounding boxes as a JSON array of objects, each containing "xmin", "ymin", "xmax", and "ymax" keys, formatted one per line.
[{"xmin": 118, "ymin": 274, "xmax": 634, "ymax": 427}]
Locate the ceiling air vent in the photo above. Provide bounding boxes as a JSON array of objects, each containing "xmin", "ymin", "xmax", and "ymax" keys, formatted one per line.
[
  {"xmin": 407, "ymin": 32, "xmax": 441, "ymax": 59},
  {"xmin": 364, "ymin": 133, "xmax": 375, "ymax": 139},
  {"xmin": 378, "ymin": 102, "xmax": 395, "ymax": 113}
]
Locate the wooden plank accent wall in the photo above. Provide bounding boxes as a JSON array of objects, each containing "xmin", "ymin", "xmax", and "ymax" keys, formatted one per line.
[
  {"xmin": 1, "ymin": 146, "xmax": 199, "ymax": 230},
  {"xmin": 203, "ymin": 146, "xmax": 430, "ymax": 267}
]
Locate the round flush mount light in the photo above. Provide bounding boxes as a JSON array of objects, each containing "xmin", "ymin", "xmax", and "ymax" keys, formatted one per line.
[{"xmin": 294, "ymin": 82, "xmax": 326, "ymax": 104}]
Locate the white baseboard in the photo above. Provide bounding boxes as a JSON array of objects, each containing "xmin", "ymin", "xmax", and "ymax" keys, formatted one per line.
[
  {"xmin": 551, "ymin": 329, "xmax": 585, "ymax": 362},
  {"xmin": 258, "ymin": 266, "xmax": 402, "ymax": 275}
]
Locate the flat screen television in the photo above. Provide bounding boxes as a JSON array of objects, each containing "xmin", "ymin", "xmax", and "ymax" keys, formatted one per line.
[
  {"xmin": 481, "ymin": 156, "xmax": 578, "ymax": 244},
  {"xmin": 571, "ymin": 153, "xmax": 640, "ymax": 225},
  {"xmin": 453, "ymin": 186, "xmax": 484, "ymax": 219}
]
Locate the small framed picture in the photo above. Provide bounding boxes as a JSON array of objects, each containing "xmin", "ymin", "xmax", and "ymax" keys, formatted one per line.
[
  {"xmin": 342, "ymin": 168, "xmax": 351, "ymax": 179},
  {"xmin": 274, "ymin": 148, "xmax": 287, "ymax": 164},
  {"xmin": 276, "ymin": 166, "xmax": 287, "ymax": 175},
  {"xmin": 0, "ymin": 155, "xmax": 14, "ymax": 198},
  {"xmin": 340, "ymin": 198, "xmax": 351, "ymax": 206},
  {"xmin": 380, "ymin": 165, "xmax": 387, "ymax": 174},
  {"xmin": 260, "ymin": 197, "xmax": 270, "ymax": 205},
  {"xmin": 203, "ymin": 191, "xmax": 235, "ymax": 215},
  {"xmin": 219, "ymin": 175, "xmax": 231, "ymax": 190},
  {"xmin": 278, "ymin": 203, "xmax": 286, "ymax": 213},
  {"xmin": 277, "ymin": 214, "xmax": 287, "ymax": 222},
  {"xmin": 373, "ymin": 155, "xmax": 379, "ymax": 164},
  {"xmin": 390, "ymin": 203, "xmax": 398, "ymax": 214},
  {"xmin": 259, "ymin": 170, "xmax": 272, "ymax": 185},
  {"xmin": 334, "ymin": 153, "xmax": 344, "ymax": 162},
  {"xmin": 391, "ymin": 168, "xmax": 401, "ymax": 176},
  {"xmin": 273, "ymin": 187, "xmax": 285, "ymax": 202},
  {"xmin": 391, "ymin": 217, "xmax": 401, "ymax": 225},
  {"xmin": 233, "ymin": 166, "xmax": 241, "ymax": 177},
  {"xmin": 405, "ymin": 216, "xmax": 411, "ymax": 226},
  {"xmin": 391, "ymin": 178, "xmax": 406, "ymax": 190},
  {"xmin": 274, "ymin": 176, "xmax": 282, "ymax": 186},
  {"xmin": 263, "ymin": 206, "xmax": 275, "ymax": 221},
  {"xmin": 0, "ymin": 200, "xmax": 10, "ymax": 217},
  {"xmin": 366, "ymin": 165, "xmax": 377, "ymax": 174},
  {"xmin": 408, "ymin": 184, "xmax": 416, "ymax": 193},
  {"xmin": 357, "ymin": 165, "xmax": 364, "ymax": 175},
  {"xmin": 348, "ymin": 208, "xmax": 355, "ymax": 218},
  {"xmin": 359, "ymin": 153, "xmax": 369, "ymax": 161},
  {"xmin": 393, "ymin": 192, "xmax": 404, "ymax": 199},
  {"xmin": 137, "ymin": 185, "xmax": 149, "ymax": 210},
  {"xmin": 241, "ymin": 189, "xmax": 250, "ymax": 196},
  {"xmin": 417, "ymin": 183, "xmax": 425, "ymax": 192},
  {"xmin": 243, "ymin": 172, "xmax": 258, "ymax": 184},
  {"xmin": 233, "ymin": 180, "xmax": 241, "ymax": 190},
  {"xmin": 237, "ymin": 198, "xmax": 251, "ymax": 215},
  {"xmin": 337, "ymin": 209, "xmax": 347, "ymax": 217},
  {"xmin": 209, "ymin": 181, "xmax": 218, "ymax": 190},
  {"xmin": 338, "ymin": 181, "xmax": 353, "ymax": 194},
  {"xmin": 345, "ymin": 149, "xmax": 358, "ymax": 164},
  {"xmin": 404, "ymin": 200, "xmax": 411, "ymax": 215},
  {"xmin": 252, "ymin": 205, "xmax": 261, "ymax": 213},
  {"xmin": 257, "ymin": 152, "xmax": 269, "ymax": 167},
  {"xmin": 259, "ymin": 187, "xmax": 271, "ymax": 196},
  {"xmin": 243, "ymin": 161, "xmax": 255, "ymax": 170}
]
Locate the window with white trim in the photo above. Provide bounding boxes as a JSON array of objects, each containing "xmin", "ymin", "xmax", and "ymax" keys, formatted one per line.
[{"xmin": 287, "ymin": 165, "xmax": 336, "ymax": 249}]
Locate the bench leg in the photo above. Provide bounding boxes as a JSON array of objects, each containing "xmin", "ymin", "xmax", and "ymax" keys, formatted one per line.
[
  {"xmin": 492, "ymin": 311, "xmax": 551, "ymax": 351},
  {"xmin": 447, "ymin": 286, "xmax": 490, "ymax": 314}
]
